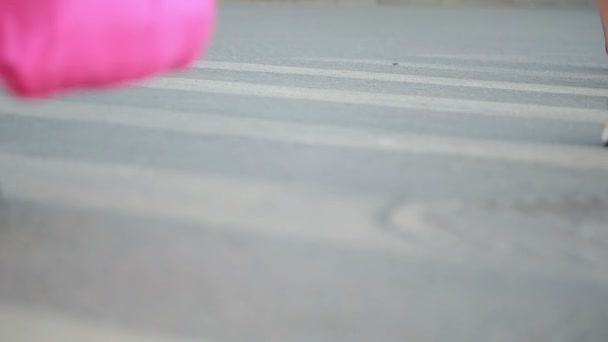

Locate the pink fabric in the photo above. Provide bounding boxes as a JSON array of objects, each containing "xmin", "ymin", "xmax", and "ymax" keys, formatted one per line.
[{"xmin": 0, "ymin": 0, "xmax": 216, "ymax": 97}]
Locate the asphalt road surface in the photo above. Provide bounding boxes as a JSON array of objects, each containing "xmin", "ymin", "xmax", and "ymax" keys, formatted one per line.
[{"xmin": 1, "ymin": 4, "xmax": 608, "ymax": 342}]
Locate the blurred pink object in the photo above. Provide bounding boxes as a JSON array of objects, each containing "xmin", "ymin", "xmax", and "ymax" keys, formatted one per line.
[{"xmin": 0, "ymin": 0, "xmax": 216, "ymax": 97}]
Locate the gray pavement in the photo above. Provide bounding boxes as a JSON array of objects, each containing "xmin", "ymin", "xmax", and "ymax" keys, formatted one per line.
[{"xmin": 1, "ymin": 4, "xmax": 608, "ymax": 342}]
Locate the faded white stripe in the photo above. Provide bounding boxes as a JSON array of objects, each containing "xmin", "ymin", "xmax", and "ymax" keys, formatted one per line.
[
  {"xmin": 0, "ymin": 153, "xmax": 395, "ymax": 251},
  {"xmin": 1, "ymin": 101, "xmax": 607, "ymax": 171},
  {"xmin": 193, "ymin": 61, "xmax": 608, "ymax": 97},
  {"xmin": 294, "ymin": 57, "xmax": 608, "ymax": 82},
  {"xmin": 143, "ymin": 77, "xmax": 607, "ymax": 123},
  {"xmin": 414, "ymin": 53, "xmax": 608, "ymax": 69}
]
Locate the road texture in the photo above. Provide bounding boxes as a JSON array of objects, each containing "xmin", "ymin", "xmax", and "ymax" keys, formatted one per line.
[{"xmin": 1, "ymin": 4, "xmax": 608, "ymax": 342}]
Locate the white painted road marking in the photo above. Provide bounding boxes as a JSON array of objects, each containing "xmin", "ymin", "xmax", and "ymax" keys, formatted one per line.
[
  {"xmin": 142, "ymin": 77, "xmax": 607, "ymax": 123},
  {"xmin": 193, "ymin": 61, "xmax": 608, "ymax": 97},
  {"xmin": 294, "ymin": 57, "xmax": 608, "ymax": 82},
  {"xmin": 413, "ymin": 53, "xmax": 608, "ymax": 70},
  {"xmin": 1, "ymin": 100, "xmax": 607, "ymax": 171},
  {"xmin": 0, "ymin": 152, "xmax": 396, "ymax": 252}
]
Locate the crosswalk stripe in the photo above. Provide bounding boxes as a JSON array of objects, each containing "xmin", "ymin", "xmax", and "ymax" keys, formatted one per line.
[
  {"xmin": 412, "ymin": 53, "xmax": 608, "ymax": 70},
  {"xmin": 294, "ymin": 57, "xmax": 608, "ymax": 82},
  {"xmin": 193, "ymin": 61, "xmax": 608, "ymax": 97},
  {"xmin": 0, "ymin": 305, "xmax": 199, "ymax": 342},
  {"xmin": 1, "ymin": 100, "xmax": 607, "ymax": 171},
  {"xmin": 2, "ymin": 151, "xmax": 607, "ymax": 282},
  {"xmin": 0, "ymin": 152, "xmax": 397, "ymax": 252},
  {"xmin": 143, "ymin": 77, "xmax": 607, "ymax": 123}
]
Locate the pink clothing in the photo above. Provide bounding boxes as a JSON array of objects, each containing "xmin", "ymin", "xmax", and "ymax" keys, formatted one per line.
[{"xmin": 0, "ymin": 0, "xmax": 216, "ymax": 97}]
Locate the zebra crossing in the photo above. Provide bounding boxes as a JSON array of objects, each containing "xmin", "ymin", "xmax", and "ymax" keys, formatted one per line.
[
  {"xmin": 1, "ymin": 52, "xmax": 608, "ymax": 341},
  {"xmin": 2, "ymin": 52, "xmax": 608, "ymax": 257},
  {"xmin": 4, "ymin": 4, "xmax": 608, "ymax": 340},
  {"xmin": 1, "ymin": 55, "xmax": 608, "ymax": 250}
]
